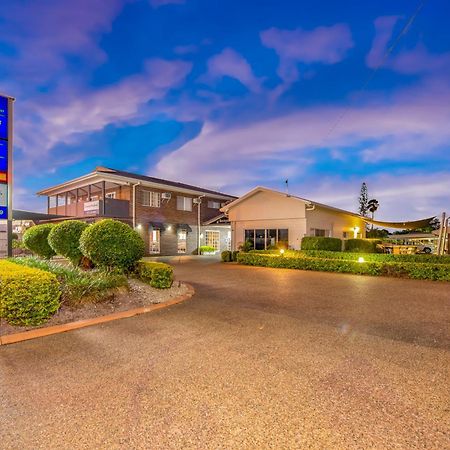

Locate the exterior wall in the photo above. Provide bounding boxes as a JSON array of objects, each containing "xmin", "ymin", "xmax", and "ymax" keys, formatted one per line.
[
  {"xmin": 226, "ymin": 191, "xmax": 308, "ymax": 250},
  {"xmin": 305, "ymin": 206, "xmax": 366, "ymax": 240},
  {"xmin": 200, "ymin": 225, "xmax": 231, "ymax": 252}
]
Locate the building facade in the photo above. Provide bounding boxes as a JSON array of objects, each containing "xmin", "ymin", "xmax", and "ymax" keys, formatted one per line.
[
  {"xmin": 221, "ymin": 187, "xmax": 367, "ymax": 251},
  {"xmin": 37, "ymin": 167, "xmax": 236, "ymax": 256}
]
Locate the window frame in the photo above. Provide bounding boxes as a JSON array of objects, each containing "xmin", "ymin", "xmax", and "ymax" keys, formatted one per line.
[{"xmin": 177, "ymin": 196, "xmax": 193, "ymax": 212}]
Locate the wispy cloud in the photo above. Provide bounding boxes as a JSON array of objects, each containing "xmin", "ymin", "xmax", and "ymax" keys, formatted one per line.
[{"xmin": 203, "ymin": 48, "xmax": 262, "ymax": 92}]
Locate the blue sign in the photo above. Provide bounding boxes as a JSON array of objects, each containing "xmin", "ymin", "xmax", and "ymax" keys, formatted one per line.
[
  {"xmin": 0, "ymin": 140, "xmax": 7, "ymax": 171},
  {"xmin": 0, "ymin": 206, "xmax": 7, "ymax": 218},
  {"xmin": 0, "ymin": 96, "xmax": 8, "ymax": 141}
]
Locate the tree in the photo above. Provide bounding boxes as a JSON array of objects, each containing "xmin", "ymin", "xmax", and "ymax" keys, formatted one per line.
[
  {"xmin": 358, "ymin": 182, "xmax": 369, "ymax": 217},
  {"xmin": 367, "ymin": 198, "xmax": 380, "ymax": 230}
]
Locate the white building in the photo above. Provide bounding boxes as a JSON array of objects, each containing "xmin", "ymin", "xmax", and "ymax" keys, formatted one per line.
[{"xmin": 221, "ymin": 187, "xmax": 366, "ymax": 251}]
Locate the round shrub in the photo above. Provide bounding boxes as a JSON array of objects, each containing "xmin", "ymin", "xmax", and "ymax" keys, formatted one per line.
[
  {"xmin": 79, "ymin": 219, "xmax": 145, "ymax": 271},
  {"xmin": 22, "ymin": 224, "xmax": 56, "ymax": 259},
  {"xmin": 0, "ymin": 260, "xmax": 61, "ymax": 326},
  {"xmin": 48, "ymin": 220, "xmax": 89, "ymax": 266}
]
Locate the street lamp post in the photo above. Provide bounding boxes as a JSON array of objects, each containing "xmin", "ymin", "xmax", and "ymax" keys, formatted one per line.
[{"xmin": 195, "ymin": 195, "xmax": 205, "ymax": 255}]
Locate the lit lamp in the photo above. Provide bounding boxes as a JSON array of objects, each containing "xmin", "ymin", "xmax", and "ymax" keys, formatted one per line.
[
  {"xmin": 353, "ymin": 226, "xmax": 360, "ymax": 239},
  {"xmin": 136, "ymin": 224, "xmax": 142, "ymax": 230},
  {"xmin": 358, "ymin": 257, "xmax": 365, "ymax": 263},
  {"xmin": 280, "ymin": 249, "xmax": 285, "ymax": 256}
]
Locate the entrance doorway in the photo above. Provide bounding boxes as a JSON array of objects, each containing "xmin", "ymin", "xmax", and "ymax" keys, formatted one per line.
[
  {"xmin": 149, "ymin": 229, "xmax": 160, "ymax": 254},
  {"xmin": 205, "ymin": 230, "xmax": 220, "ymax": 252},
  {"xmin": 177, "ymin": 230, "xmax": 187, "ymax": 253}
]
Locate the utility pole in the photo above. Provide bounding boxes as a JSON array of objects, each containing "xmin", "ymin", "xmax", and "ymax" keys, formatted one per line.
[{"xmin": 196, "ymin": 195, "xmax": 205, "ymax": 255}]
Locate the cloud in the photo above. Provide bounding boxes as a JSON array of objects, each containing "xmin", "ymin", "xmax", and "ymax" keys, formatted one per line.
[
  {"xmin": 261, "ymin": 24, "xmax": 354, "ymax": 87},
  {"xmin": 154, "ymin": 79, "xmax": 450, "ymax": 218},
  {"xmin": 150, "ymin": 0, "xmax": 185, "ymax": 8},
  {"xmin": 204, "ymin": 48, "xmax": 262, "ymax": 92},
  {"xmin": 367, "ymin": 16, "xmax": 450, "ymax": 75},
  {"xmin": 15, "ymin": 59, "xmax": 192, "ymax": 171},
  {"xmin": 0, "ymin": 0, "xmax": 128, "ymax": 87}
]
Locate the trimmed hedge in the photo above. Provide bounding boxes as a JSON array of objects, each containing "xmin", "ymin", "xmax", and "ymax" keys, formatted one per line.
[
  {"xmin": 301, "ymin": 236, "xmax": 342, "ymax": 251},
  {"xmin": 135, "ymin": 261, "xmax": 173, "ymax": 289},
  {"xmin": 80, "ymin": 219, "xmax": 145, "ymax": 271},
  {"xmin": 10, "ymin": 257, "xmax": 128, "ymax": 306},
  {"xmin": 22, "ymin": 224, "xmax": 56, "ymax": 259},
  {"xmin": 344, "ymin": 238, "xmax": 382, "ymax": 253},
  {"xmin": 0, "ymin": 260, "xmax": 61, "ymax": 325},
  {"xmin": 236, "ymin": 252, "xmax": 450, "ymax": 281},
  {"xmin": 298, "ymin": 250, "xmax": 450, "ymax": 265},
  {"xmin": 200, "ymin": 246, "xmax": 216, "ymax": 254},
  {"xmin": 48, "ymin": 220, "xmax": 89, "ymax": 266},
  {"xmin": 221, "ymin": 250, "xmax": 240, "ymax": 262}
]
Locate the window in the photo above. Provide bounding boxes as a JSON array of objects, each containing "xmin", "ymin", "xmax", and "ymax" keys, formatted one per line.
[
  {"xmin": 142, "ymin": 190, "xmax": 160, "ymax": 207},
  {"xmin": 105, "ymin": 192, "xmax": 116, "ymax": 199},
  {"xmin": 244, "ymin": 229, "xmax": 289, "ymax": 250},
  {"xmin": 177, "ymin": 230, "xmax": 187, "ymax": 253},
  {"xmin": 343, "ymin": 231, "xmax": 349, "ymax": 239},
  {"xmin": 207, "ymin": 200, "xmax": 221, "ymax": 209},
  {"xmin": 205, "ymin": 230, "xmax": 220, "ymax": 251},
  {"xmin": 311, "ymin": 228, "xmax": 329, "ymax": 237},
  {"xmin": 177, "ymin": 196, "xmax": 192, "ymax": 211}
]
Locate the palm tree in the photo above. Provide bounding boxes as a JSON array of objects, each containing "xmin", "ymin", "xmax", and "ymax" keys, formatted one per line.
[{"xmin": 367, "ymin": 199, "xmax": 379, "ymax": 230}]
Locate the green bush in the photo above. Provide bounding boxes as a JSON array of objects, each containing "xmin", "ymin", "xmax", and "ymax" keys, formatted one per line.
[
  {"xmin": 135, "ymin": 261, "xmax": 173, "ymax": 289},
  {"xmin": 22, "ymin": 224, "xmax": 56, "ymax": 259},
  {"xmin": 239, "ymin": 240, "xmax": 253, "ymax": 252},
  {"xmin": 79, "ymin": 219, "xmax": 145, "ymax": 271},
  {"xmin": 0, "ymin": 260, "xmax": 61, "ymax": 326},
  {"xmin": 10, "ymin": 257, "xmax": 128, "ymax": 306},
  {"xmin": 301, "ymin": 236, "xmax": 342, "ymax": 251},
  {"xmin": 236, "ymin": 252, "xmax": 450, "ymax": 281},
  {"xmin": 232, "ymin": 251, "xmax": 240, "ymax": 261},
  {"xmin": 221, "ymin": 250, "xmax": 232, "ymax": 262},
  {"xmin": 344, "ymin": 238, "xmax": 382, "ymax": 253},
  {"xmin": 48, "ymin": 220, "xmax": 89, "ymax": 266},
  {"xmin": 200, "ymin": 245, "xmax": 216, "ymax": 254}
]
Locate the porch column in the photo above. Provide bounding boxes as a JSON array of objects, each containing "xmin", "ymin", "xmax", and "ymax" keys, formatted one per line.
[{"xmin": 102, "ymin": 180, "xmax": 106, "ymax": 216}]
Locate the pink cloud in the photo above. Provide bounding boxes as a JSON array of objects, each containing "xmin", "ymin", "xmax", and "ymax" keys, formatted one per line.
[
  {"xmin": 261, "ymin": 24, "xmax": 354, "ymax": 85},
  {"xmin": 154, "ymin": 79, "xmax": 450, "ymax": 219},
  {"xmin": 366, "ymin": 16, "xmax": 400, "ymax": 68},
  {"xmin": 205, "ymin": 48, "xmax": 262, "ymax": 92}
]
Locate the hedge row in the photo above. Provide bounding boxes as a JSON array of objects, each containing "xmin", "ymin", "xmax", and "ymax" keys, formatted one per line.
[
  {"xmin": 134, "ymin": 261, "xmax": 173, "ymax": 289},
  {"xmin": 0, "ymin": 260, "xmax": 61, "ymax": 326},
  {"xmin": 236, "ymin": 253, "xmax": 450, "ymax": 281},
  {"xmin": 301, "ymin": 236, "xmax": 342, "ymax": 251},
  {"xmin": 344, "ymin": 238, "xmax": 382, "ymax": 253}
]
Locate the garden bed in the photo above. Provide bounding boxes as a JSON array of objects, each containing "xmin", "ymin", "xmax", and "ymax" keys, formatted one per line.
[{"xmin": 0, "ymin": 278, "xmax": 189, "ymax": 337}]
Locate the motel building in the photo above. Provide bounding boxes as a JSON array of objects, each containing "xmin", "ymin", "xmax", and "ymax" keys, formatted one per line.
[
  {"xmin": 37, "ymin": 167, "xmax": 236, "ymax": 256},
  {"xmin": 221, "ymin": 187, "xmax": 367, "ymax": 251}
]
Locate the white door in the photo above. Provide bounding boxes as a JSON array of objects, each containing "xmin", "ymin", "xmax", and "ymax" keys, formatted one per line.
[{"xmin": 149, "ymin": 229, "xmax": 160, "ymax": 254}]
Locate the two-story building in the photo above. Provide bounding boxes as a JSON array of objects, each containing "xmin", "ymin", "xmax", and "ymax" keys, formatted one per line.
[{"xmin": 37, "ymin": 167, "xmax": 236, "ymax": 256}]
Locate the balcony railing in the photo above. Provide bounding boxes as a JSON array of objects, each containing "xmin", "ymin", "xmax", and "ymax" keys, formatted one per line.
[{"xmin": 49, "ymin": 198, "xmax": 130, "ymax": 218}]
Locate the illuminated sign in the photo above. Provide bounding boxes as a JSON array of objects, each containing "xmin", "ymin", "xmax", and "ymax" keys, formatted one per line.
[
  {"xmin": 0, "ymin": 94, "xmax": 11, "ymax": 220},
  {"xmin": 0, "ymin": 96, "xmax": 8, "ymax": 141}
]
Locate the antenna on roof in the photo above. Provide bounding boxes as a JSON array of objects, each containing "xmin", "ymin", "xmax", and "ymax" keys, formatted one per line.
[{"xmin": 285, "ymin": 179, "xmax": 290, "ymax": 197}]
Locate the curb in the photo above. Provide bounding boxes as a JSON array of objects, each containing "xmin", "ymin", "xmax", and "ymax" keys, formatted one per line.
[{"xmin": 0, "ymin": 283, "xmax": 195, "ymax": 346}]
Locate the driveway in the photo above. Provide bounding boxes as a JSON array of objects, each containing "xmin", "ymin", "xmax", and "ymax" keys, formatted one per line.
[{"xmin": 1, "ymin": 257, "xmax": 449, "ymax": 449}]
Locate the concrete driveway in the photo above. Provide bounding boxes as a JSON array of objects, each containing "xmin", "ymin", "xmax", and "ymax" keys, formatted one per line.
[{"xmin": 1, "ymin": 257, "xmax": 449, "ymax": 449}]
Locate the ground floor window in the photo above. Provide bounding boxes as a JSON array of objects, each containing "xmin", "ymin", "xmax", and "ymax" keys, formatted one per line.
[
  {"xmin": 244, "ymin": 229, "xmax": 289, "ymax": 250},
  {"xmin": 226, "ymin": 230, "xmax": 231, "ymax": 251},
  {"xmin": 149, "ymin": 229, "xmax": 160, "ymax": 254},
  {"xmin": 311, "ymin": 228, "xmax": 330, "ymax": 237},
  {"xmin": 177, "ymin": 230, "xmax": 187, "ymax": 253},
  {"xmin": 205, "ymin": 230, "xmax": 220, "ymax": 251}
]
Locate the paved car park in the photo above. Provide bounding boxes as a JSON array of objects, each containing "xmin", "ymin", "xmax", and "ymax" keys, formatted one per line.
[{"xmin": 1, "ymin": 257, "xmax": 449, "ymax": 449}]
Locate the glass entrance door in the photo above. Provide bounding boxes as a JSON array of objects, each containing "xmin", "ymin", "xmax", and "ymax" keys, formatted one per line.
[{"xmin": 149, "ymin": 229, "xmax": 160, "ymax": 254}]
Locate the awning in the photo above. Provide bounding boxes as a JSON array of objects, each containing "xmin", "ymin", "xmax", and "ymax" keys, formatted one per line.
[
  {"xmin": 177, "ymin": 223, "xmax": 192, "ymax": 232},
  {"xmin": 12, "ymin": 209, "xmax": 67, "ymax": 222},
  {"xmin": 148, "ymin": 222, "xmax": 166, "ymax": 231},
  {"xmin": 362, "ymin": 216, "xmax": 436, "ymax": 230}
]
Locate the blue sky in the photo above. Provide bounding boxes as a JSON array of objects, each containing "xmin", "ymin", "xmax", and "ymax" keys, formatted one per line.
[{"xmin": 0, "ymin": 0, "xmax": 449, "ymax": 219}]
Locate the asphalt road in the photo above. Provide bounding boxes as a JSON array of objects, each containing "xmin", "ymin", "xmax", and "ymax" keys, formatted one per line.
[{"xmin": 1, "ymin": 257, "xmax": 449, "ymax": 449}]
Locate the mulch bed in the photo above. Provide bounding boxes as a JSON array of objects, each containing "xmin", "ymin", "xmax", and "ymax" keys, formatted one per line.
[{"xmin": 0, "ymin": 278, "xmax": 189, "ymax": 337}]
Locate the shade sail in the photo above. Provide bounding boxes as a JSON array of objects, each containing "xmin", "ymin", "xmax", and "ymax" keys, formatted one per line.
[{"xmin": 362, "ymin": 216, "xmax": 436, "ymax": 229}]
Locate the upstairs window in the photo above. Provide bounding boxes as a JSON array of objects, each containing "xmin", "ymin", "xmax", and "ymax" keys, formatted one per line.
[
  {"xmin": 177, "ymin": 196, "xmax": 192, "ymax": 211},
  {"xmin": 142, "ymin": 190, "xmax": 161, "ymax": 207},
  {"xmin": 207, "ymin": 200, "xmax": 221, "ymax": 209}
]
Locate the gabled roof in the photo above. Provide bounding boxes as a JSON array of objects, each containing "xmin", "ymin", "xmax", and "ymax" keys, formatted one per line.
[
  {"xmin": 220, "ymin": 186, "xmax": 362, "ymax": 219},
  {"xmin": 37, "ymin": 166, "xmax": 237, "ymax": 200}
]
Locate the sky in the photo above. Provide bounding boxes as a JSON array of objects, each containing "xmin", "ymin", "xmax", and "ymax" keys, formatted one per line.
[{"xmin": 0, "ymin": 0, "xmax": 449, "ymax": 220}]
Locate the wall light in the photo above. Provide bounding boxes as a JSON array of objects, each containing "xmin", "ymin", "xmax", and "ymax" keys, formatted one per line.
[
  {"xmin": 358, "ymin": 257, "xmax": 365, "ymax": 263},
  {"xmin": 167, "ymin": 225, "xmax": 172, "ymax": 231},
  {"xmin": 353, "ymin": 226, "xmax": 360, "ymax": 239},
  {"xmin": 136, "ymin": 224, "xmax": 142, "ymax": 230}
]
